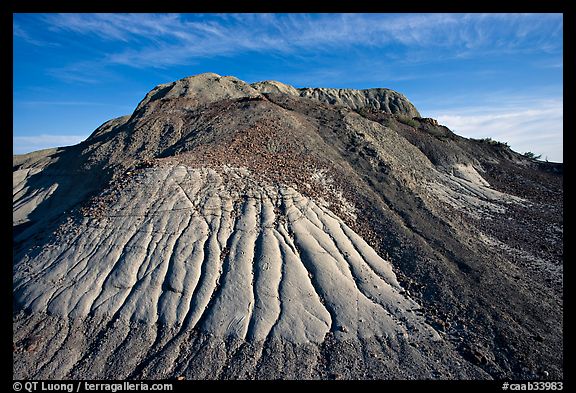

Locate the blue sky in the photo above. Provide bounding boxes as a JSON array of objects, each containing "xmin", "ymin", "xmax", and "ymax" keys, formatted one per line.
[{"xmin": 13, "ymin": 13, "xmax": 563, "ymax": 162}]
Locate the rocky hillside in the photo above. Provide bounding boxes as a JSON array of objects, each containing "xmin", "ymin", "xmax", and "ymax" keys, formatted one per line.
[
  {"xmin": 252, "ymin": 80, "xmax": 421, "ymax": 116},
  {"xmin": 13, "ymin": 73, "xmax": 562, "ymax": 380}
]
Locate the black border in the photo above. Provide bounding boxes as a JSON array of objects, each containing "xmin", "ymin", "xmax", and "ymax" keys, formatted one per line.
[
  {"xmin": 5, "ymin": 0, "xmax": 571, "ymax": 389},
  {"xmin": 6, "ymin": 0, "xmax": 569, "ymax": 13}
]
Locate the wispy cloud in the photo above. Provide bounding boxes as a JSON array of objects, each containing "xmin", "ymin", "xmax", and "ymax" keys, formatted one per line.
[
  {"xmin": 13, "ymin": 134, "xmax": 89, "ymax": 155},
  {"xmin": 13, "ymin": 21, "xmax": 60, "ymax": 47},
  {"xmin": 45, "ymin": 60, "xmax": 116, "ymax": 84},
  {"xmin": 431, "ymin": 97, "xmax": 563, "ymax": 162},
  {"xmin": 16, "ymin": 100, "xmax": 122, "ymax": 107},
  {"xmin": 33, "ymin": 13, "xmax": 562, "ymax": 73},
  {"xmin": 533, "ymin": 58, "xmax": 563, "ymax": 69}
]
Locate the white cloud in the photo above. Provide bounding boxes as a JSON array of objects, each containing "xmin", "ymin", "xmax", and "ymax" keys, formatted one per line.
[
  {"xmin": 43, "ymin": 13, "xmax": 184, "ymax": 42},
  {"xmin": 430, "ymin": 98, "xmax": 563, "ymax": 162},
  {"xmin": 13, "ymin": 21, "xmax": 60, "ymax": 47},
  {"xmin": 13, "ymin": 134, "xmax": 89, "ymax": 155},
  {"xmin": 35, "ymin": 13, "xmax": 563, "ymax": 71},
  {"xmin": 16, "ymin": 100, "xmax": 116, "ymax": 107}
]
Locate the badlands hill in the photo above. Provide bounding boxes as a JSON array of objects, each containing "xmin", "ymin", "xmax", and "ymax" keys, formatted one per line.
[{"xmin": 13, "ymin": 73, "xmax": 562, "ymax": 380}]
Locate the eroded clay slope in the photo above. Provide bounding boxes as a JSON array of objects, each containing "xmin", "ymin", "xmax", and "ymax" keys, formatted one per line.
[
  {"xmin": 14, "ymin": 164, "xmax": 492, "ymax": 379},
  {"xmin": 14, "ymin": 165, "xmax": 438, "ymax": 345}
]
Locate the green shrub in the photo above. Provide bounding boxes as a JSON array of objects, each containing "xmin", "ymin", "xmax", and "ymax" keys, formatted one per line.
[
  {"xmin": 396, "ymin": 115, "xmax": 420, "ymax": 128},
  {"xmin": 476, "ymin": 137, "xmax": 510, "ymax": 148},
  {"xmin": 522, "ymin": 151, "xmax": 542, "ymax": 160}
]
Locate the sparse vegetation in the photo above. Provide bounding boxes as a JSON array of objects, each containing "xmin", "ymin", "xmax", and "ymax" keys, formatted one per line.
[
  {"xmin": 522, "ymin": 151, "xmax": 542, "ymax": 160},
  {"xmin": 424, "ymin": 125, "xmax": 452, "ymax": 141},
  {"xmin": 396, "ymin": 114, "xmax": 421, "ymax": 128},
  {"xmin": 356, "ymin": 107, "xmax": 374, "ymax": 117},
  {"xmin": 475, "ymin": 137, "xmax": 510, "ymax": 148}
]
